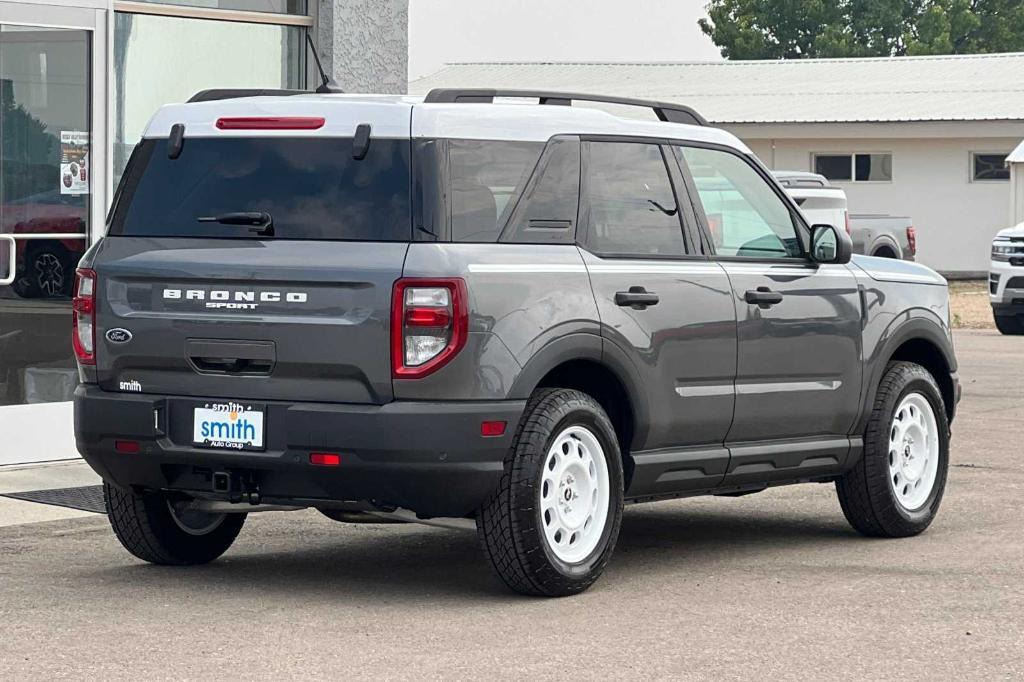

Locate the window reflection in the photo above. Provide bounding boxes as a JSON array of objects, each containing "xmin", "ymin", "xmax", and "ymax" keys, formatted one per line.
[
  {"xmin": 112, "ymin": 12, "xmax": 305, "ymax": 184},
  {"xmin": 1, "ymin": 25, "xmax": 90, "ymax": 406}
]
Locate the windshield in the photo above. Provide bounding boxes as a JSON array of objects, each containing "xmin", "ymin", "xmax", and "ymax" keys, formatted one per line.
[{"xmin": 109, "ymin": 137, "xmax": 412, "ymax": 241}]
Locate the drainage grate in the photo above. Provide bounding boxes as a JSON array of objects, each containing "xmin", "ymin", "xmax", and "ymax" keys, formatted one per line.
[{"xmin": 1, "ymin": 485, "xmax": 106, "ymax": 514}]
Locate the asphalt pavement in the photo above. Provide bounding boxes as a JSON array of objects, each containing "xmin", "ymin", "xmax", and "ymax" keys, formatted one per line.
[{"xmin": 0, "ymin": 329, "xmax": 1021, "ymax": 679}]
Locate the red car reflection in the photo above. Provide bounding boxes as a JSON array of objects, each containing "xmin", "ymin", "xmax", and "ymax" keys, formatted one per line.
[{"xmin": 1, "ymin": 191, "xmax": 87, "ymax": 299}]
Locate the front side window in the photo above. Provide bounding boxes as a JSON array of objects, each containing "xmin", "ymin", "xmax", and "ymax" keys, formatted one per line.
[
  {"xmin": 448, "ymin": 139, "xmax": 543, "ymax": 242},
  {"xmin": 972, "ymin": 153, "xmax": 1010, "ymax": 181},
  {"xmin": 813, "ymin": 153, "xmax": 893, "ymax": 182},
  {"xmin": 583, "ymin": 142, "xmax": 686, "ymax": 257},
  {"xmin": 679, "ymin": 146, "xmax": 802, "ymax": 259}
]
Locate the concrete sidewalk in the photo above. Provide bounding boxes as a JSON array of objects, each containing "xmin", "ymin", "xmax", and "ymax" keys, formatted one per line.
[{"xmin": 0, "ymin": 460, "xmax": 101, "ymax": 527}]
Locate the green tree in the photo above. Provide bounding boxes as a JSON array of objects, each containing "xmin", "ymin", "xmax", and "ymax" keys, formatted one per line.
[{"xmin": 699, "ymin": 0, "xmax": 1024, "ymax": 59}]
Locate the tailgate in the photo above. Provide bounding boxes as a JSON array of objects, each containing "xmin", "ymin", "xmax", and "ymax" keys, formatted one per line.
[{"xmin": 92, "ymin": 237, "xmax": 406, "ymax": 404}]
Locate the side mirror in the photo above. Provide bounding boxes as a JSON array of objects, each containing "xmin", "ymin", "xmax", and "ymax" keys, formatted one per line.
[{"xmin": 810, "ymin": 224, "xmax": 852, "ymax": 264}]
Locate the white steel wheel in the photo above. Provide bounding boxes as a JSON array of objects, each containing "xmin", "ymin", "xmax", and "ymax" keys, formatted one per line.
[
  {"xmin": 539, "ymin": 425, "xmax": 610, "ymax": 564},
  {"xmin": 887, "ymin": 392, "xmax": 940, "ymax": 511}
]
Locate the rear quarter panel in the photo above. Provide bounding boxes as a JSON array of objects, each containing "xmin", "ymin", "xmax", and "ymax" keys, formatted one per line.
[{"xmin": 395, "ymin": 243, "xmax": 599, "ymax": 400}]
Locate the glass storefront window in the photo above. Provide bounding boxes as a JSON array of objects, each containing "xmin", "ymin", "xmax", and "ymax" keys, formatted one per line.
[
  {"xmin": 112, "ymin": 11, "xmax": 305, "ymax": 182},
  {"xmin": 124, "ymin": 0, "xmax": 307, "ymax": 15},
  {"xmin": 1, "ymin": 25, "xmax": 91, "ymax": 407}
]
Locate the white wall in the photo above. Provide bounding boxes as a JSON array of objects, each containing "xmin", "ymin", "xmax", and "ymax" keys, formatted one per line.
[
  {"xmin": 1011, "ymin": 163, "xmax": 1024, "ymax": 227},
  {"xmin": 739, "ymin": 132, "xmax": 1022, "ymax": 275}
]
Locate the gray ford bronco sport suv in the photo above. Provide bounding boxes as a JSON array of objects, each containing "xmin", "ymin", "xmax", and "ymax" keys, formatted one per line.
[{"xmin": 73, "ymin": 89, "xmax": 960, "ymax": 597}]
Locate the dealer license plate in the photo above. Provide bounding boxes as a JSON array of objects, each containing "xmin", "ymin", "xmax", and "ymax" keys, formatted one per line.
[{"xmin": 192, "ymin": 402, "xmax": 265, "ymax": 451}]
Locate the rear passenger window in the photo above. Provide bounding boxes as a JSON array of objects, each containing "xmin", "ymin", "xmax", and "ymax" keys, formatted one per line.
[
  {"xmin": 449, "ymin": 139, "xmax": 543, "ymax": 242},
  {"xmin": 583, "ymin": 142, "xmax": 686, "ymax": 257}
]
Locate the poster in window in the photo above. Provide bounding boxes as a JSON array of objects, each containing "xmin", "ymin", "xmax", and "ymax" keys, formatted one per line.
[{"xmin": 59, "ymin": 131, "xmax": 89, "ymax": 195}]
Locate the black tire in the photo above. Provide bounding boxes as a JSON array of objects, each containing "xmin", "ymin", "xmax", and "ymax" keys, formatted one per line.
[
  {"xmin": 836, "ymin": 361, "xmax": 950, "ymax": 538},
  {"xmin": 994, "ymin": 314, "xmax": 1024, "ymax": 335},
  {"xmin": 12, "ymin": 243, "xmax": 74, "ymax": 299},
  {"xmin": 477, "ymin": 388, "xmax": 624, "ymax": 597},
  {"xmin": 871, "ymin": 246, "xmax": 898, "ymax": 259},
  {"xmin": 104, "ymin": 482, "xmax": 245, "ymax": 565}
]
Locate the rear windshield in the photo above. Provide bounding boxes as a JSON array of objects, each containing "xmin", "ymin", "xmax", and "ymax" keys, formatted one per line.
[{"xmin": 109, "ymin": 137, "xmax": 411, "ymax": 241}]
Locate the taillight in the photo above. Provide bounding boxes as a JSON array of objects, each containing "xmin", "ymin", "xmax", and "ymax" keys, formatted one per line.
[
  {"xmin": 391, "ymin": 278, "xmax": 467, "ymax": 379},
  {"xmin": 906, "ymin": 226, "xmax": 917, "ymax": 255},
  {"xmin": 844, "ymin": 210, "xmax": 851, "ymax": 236},
  {"xmin": 72, "ymin": 268, "xmax": 96, "ymax": 365}
]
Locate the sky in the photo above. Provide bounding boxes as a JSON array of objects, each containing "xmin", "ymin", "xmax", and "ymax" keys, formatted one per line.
[{"xmin": 408, "ymin": 0, "xmax": 723, "ymax": 81}]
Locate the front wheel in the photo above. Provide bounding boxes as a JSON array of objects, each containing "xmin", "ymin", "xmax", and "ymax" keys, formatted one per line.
[
  {"xmin": 836, "ymin": 361, "xmax": 950, "ymax": 537},
  {"xmin": 477, "ymin": 388, "xmax": 624, "ymax": 597},
  {"xmin": 104, "ymin": 483, "xmax": 245, "ymax": 565}
]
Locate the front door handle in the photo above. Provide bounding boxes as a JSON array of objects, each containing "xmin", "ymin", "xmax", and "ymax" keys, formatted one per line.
[
  {"xmin": 615, "ymin": 286, "xmax": 660, "ymax": 309},
  {"xmin": 745, "ymin": 287, "xmax": 783, "ymax": 308}
]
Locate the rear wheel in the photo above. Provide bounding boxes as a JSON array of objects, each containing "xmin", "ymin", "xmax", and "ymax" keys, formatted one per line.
[
  {"xmin": 477, "ymin": 388, "xmax": 624, "ymax": 597},
  {"xmin": 104, "ymin": 482, "xmax": 245, "ymax": 565},
  {"xmin": 836, "ymin": 362, "xmax": 949, "ymax": 537},
  {"xmin": 994, "ymin": 313, "xmax": 1024, "ymax": 335}
]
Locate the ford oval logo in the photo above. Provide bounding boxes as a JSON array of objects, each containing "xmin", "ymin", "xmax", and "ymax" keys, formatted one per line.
[{"xmin": 105, "ymin": 328, "xmax": 133, "ymax": 344}]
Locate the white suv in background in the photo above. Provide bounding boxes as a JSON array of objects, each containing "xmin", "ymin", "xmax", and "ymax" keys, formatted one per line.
[{"xmin": 990, "ymin": 221, "xmax": 1024, "ymax": 335}]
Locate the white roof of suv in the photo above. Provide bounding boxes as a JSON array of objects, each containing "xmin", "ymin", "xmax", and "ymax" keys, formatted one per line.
[{"xmin": 143, "ymin": 92, "xmax": 751, "ymax": 152}]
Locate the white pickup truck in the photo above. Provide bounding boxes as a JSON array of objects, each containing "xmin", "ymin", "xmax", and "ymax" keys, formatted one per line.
[
  {"xmin": 773, "ymin": 171, "xmax": 916, "ymax": 261},
  {"xmin": 989, "ymin": 221, "xmax": 1024, "ymax": 335}
]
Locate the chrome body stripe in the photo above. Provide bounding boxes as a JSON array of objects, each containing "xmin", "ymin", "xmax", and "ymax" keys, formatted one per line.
[
  {"xmin": 675, "ymin": 380, "xmax": 843, "ymax": 398},
  {"xmin": 737, "ymin": 380, "xmax": 842, "ymax": 395},
  {"xmin": 675, "ymin": 385, "xmax": 735, "ymax": 398}
]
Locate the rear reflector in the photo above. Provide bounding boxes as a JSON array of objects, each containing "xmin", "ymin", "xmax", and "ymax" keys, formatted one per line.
[
  {"xmin": 115, "ymin": 440, "xmax": 140, "ymax": 454},
  {"xmin": 215, "ymin": 116, "xmax": 325, "ymax": 130},
  {"xmin": 480, "ymin": 421, "xmax": 507, "ymax": 437},
  {"xmin": 906, "ymin": 226, "xmax": 917, "ymax": 255},
  {"xmin": 310, "ymin": 452, "xmax": 341, "ymax": 466}
]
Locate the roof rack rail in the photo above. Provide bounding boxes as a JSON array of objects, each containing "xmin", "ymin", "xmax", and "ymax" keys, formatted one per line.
[
  {"xmin": 423, "ymin": 88, "xmax": 708, "ymax": 127},
  {"xmin": 187, "ymin": 88, "xmax": 309, "ymax": 103}
]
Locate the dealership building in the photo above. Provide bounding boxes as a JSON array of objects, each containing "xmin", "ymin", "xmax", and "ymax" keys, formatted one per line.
[
  {"xmin": 0, "ymin": 0, "xmax": 408, "ymax": 465},
  {"xmin": 411, "ymin": 53, "xmax": 1024, "ymax": 277}
]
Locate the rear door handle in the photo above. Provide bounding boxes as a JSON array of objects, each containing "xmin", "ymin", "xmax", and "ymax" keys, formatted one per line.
[
  {"xmin": 615, "ymin": 286, "xmax": 660, "ymax": 309},
  {"xmin": 744, "ymin": 287, "xmax": 783, "ymax": 308}
]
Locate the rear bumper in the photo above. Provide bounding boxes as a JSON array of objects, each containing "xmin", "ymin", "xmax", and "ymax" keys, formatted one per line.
[{"xmin": 74, "ymin": 385, "xmax": 524, "ymax": 518}]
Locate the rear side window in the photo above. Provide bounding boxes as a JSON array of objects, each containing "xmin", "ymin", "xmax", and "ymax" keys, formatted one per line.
[
  {"xmin": 110, "ymin": 137, "xmax": 411, "ymax": 241},
  {"xmin": 504, "ymin": 137, "xmax": 581, "ymax": 244},
  {"xmin": 583, "ymin": 141, "xmax": 686, "ymax": 257},
  {"xmin": 449, "ymin": 139, "xmax": 543, "ymax": 242}
]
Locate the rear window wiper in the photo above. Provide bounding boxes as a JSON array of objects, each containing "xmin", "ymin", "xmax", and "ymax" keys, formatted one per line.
[{"xmin": 197, "ymin": 211, "xmax": 274, "ymax": 236}]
